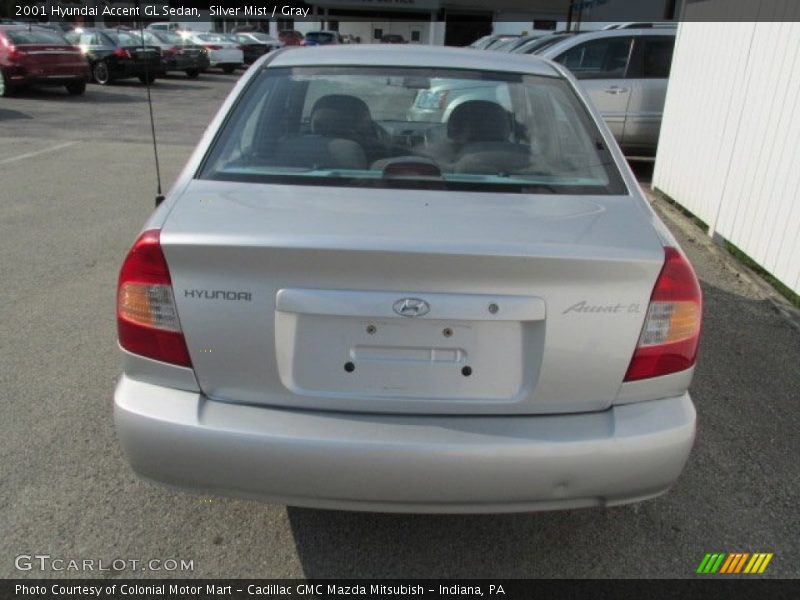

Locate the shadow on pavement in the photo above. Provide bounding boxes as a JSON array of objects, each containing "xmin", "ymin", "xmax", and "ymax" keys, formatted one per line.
[
  {"xmin": 8, "ymin": 85, "xmax": 146, "ymax": 104},
  {"xmin": 0, "ymin": 108, "xmax": 32, "ymax": 120}
]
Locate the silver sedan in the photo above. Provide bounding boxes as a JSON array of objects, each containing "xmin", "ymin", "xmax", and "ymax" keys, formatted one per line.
[{"xmin": 114, "ymin": 45, "xmax": 702, "ymax": 513}]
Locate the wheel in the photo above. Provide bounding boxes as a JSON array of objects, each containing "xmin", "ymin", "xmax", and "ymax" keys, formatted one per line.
[
  {"xmin": 185, "ymin": 68, "xmax": 199, "ymax": 79},
  {"xmin": 222, "ymin": 65, "xmax": 236, "ymax": 74},
  {"xmin": 92, "ymin": 61, "xmax": 111, "ymax": 85},
  {"xmin": 138, "ymin": 72, "xmax": 156, "ymax": 85},
  {"xmin": 65, "ymin": 80, "xmax": 86, "ymax": 96},
  {"xmin": 0, "ymin": 69, "xmax": 9, "ymax": 97}
]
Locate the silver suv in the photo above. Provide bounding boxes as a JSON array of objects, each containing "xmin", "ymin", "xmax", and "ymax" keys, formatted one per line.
[{"xmin": 539, "ymin": 28, "xmax": 676, "ymax": 157}]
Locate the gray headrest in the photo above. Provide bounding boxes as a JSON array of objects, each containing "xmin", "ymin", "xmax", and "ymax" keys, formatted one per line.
[
  {"xmin": 310, "ymin": 94, "xmax": 372, "ymax": 138},
  {"xmin": 447, "ymin": 101, "xmax": 512, "ymax": 143}
]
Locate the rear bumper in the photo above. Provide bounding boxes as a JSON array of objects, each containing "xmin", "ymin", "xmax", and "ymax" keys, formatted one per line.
[
  {"xmin": 114, "ymin": 375, "xmax": 696, "ymax": 513},
  {"xmin": 6, "ymin": 66, "xmax": 89, "ymax": 86}
]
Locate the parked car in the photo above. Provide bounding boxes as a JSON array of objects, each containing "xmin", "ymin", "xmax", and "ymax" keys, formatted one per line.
[
  {"xmin": 468, "ymin": 34, "xmax": 519, "ymax": 49},
  {"xmin": 303, "ymin": 30, "xmax": 341, "ymax": 46},
  {"xmin": 229, "ymin": 32, "xmax": 281, "ymax": 65},
  {"xmin": 0, "ymin": 25, "xmax": 89, "ymax": 96},
  {"xmin": 407, "ymin": 77, "xmax": 510, "ymax": 123},
  {"xmin": 602, "ymin": 22, "xmax": 678, "ymax": 30},
  {"xmin": 539, "ymin": 28, "xmax": 676, "ymax": 157},
  {"xmin": 278, "ymin": 30, "xmax": 304, "ymax": 46},
  {"xmin": 184, "ymin": 32, "xmax": 243, "ymax": 73},
  {"xmin": 146, "ymin": 22, "xmax": 187, "ymax": 34},
  {"xmin": 65, "ymin": 28, "xmax": 161, "ymax": 85},
  {"xmin": 494, "ymin": 32, "xmax": 550, "ymax": 52},
  {"xmin": 135, "ymin": 30, "xmax": 209, "ymax": 78},
  {"xmin": 380, "ymin": 34, "xmax": 406, "ymax": 44},
  {"xmin": 511, "ymin": 31, "xmax": 581, "ymax": 55},
  {"xmin": 115, "ymin": 45, "xmax": 702, "ymax": 513}
]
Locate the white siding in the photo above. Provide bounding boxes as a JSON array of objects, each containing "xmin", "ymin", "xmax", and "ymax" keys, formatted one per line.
[{"xmin": 653, "ymin": 9, "xmax": 800, "ymax": 294}]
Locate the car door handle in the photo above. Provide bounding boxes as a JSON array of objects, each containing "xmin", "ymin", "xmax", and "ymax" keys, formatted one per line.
[{"xmin": 604, "ymin": 86, "xmax": 630, "ymax": 95}]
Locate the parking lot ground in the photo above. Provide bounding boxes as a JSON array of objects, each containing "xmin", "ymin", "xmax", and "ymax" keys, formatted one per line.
[{"xmin": 0, "ymin": 75, "xmax": 798, "ymax": 579}]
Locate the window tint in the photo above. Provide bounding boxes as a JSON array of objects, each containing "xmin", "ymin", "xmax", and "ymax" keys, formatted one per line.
[
  {"xmin": 306, "ymin": 32, "xmax": 335, "ymax": 43},
  {"xmin": 5, "ymin": 29, "xmax": 68, "ymax": 45},
  {"xmin": 198, "ymin": 33, "xmax": 227, "ymax": 43},
  {"xmin": 104, "ymin": 31, "xmax": 139, "ymax": 46},
  {"xmin": 160, "ymin": 32, "xmax": 184, "ymax": 44},
  {"xmin": 199, "ymin": 67, "xmax": 626, "ymax": 195},
  {"xmin": 77, "ymin": 32, "xmax": 100, "ymax": 45},
  {"xmin": 641, "ymin": 37, "xmax": 674, "ymax": 78},
  {"xmin": 555, "ymin": 37, "xmax": 633, "ymax": 79}
]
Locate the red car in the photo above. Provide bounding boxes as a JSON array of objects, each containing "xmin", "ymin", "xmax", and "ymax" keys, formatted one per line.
[
  {"xmin": 0, "ymin": 25, "xmax": 90, "ymax": 96},
  {"xmin": 278, "ymin": 30, "xmax": 304, "ymax": 46}
]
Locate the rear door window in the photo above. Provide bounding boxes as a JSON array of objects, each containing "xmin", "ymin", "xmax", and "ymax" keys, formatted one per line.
[
  {"xmin": 626, "ymin": 36, "xmax": 675, "ymax": 79},
  {"xmin": 555, "ymin": 36, "xmax": 634, "ymax": 79}
]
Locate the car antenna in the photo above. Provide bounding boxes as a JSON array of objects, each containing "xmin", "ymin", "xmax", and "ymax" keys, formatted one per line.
[{"xmin": 135, "ymin": 0, "xmax": 164, "ymax": 207}]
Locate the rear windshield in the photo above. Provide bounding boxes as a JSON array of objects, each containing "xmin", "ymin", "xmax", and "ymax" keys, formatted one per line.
[
  {"xmin": 199, "ymin": 66, "xmax": 626, "ymax": 195},
  {"xmin": 5, "ymin": 29, "xmax": 68, "ymax": 45},
  {"xmin": 306, "ymin": 32, "xmax": 335, "ymax": 42},
  {"xmin": 104, "ymin": 31, "xmax": 140, "ymax": 46},
  {"xmin": 197, "ymin": 33, "xmax": 228, "ymax": 43},
  {"xmin": 145, "ymin": 31, "xmax": 181, "ymax": 45}
]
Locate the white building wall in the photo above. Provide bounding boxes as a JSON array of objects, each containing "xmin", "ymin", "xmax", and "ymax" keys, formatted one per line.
[{"xmin": 653, "ymin": 16, "xmax": 800, "ymax": 294}]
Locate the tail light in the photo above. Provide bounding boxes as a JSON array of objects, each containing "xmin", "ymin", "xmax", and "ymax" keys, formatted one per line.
[
  {"xmin": 7, "ymin": 46, "xmax": 26, "ymax": 63},
  {"xmin": 112, "ymin": 48, "xmax": 131, "ymax": 59},
  {"xmin": 624, "ymin": 247, "xmax": 702, "ymax": 381},
  {"xmin": 117, "ymin": 230, "xmax": 192, "ymax": 367},
  {"xmin": 204, "ymin": 44, "xmax": 222, "ymax": 50},
  {"xmin": 162, "ymin": 46, "xmax": 178, "ymax": 57}
]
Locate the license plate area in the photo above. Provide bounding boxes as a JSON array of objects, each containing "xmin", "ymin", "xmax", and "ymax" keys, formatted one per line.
[{"xmin": 275, "ymin": 289, "xmax": 545, "ymax": 402}]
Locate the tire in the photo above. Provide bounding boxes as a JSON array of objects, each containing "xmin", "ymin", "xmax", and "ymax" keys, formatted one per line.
[
  {"xmin": 0, "ymin": 69, "xmax": 9, "ymax": 97},
  {"xmin": 65, "ymin": 80, "xmax": 86, "ymax": 96},
  {"xmin": 92, "ymin": 61, "xmax": 111, "ymax": 85},
  {"xmin": 185, "ymin": 68, "xmax": 199, "ymax": 79},
  {"xmin": 138, "ymin": 72, "xmax": 156, "ymax": 85},
  {"xmin": 222, "ymin": 65, "xmax": 236, "ymax": 74}
]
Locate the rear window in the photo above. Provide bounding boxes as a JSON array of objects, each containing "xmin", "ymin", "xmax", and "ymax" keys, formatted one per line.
[
  {"xmin": 199, "ymin": 66, "xmax": 626, "ymax": 195},
  {"xmin": 306, "ymin": 32, "xmax": 335, "ymax": 43},
  {"xmin": 104, "ymin": 31, "xmax": 140, "ymax": 47},
  {"xmin": 5, "ymin": 29, "xmax": 68, "ymax": 45},
  {"xmin": 197, "ymin": 33, "xmax": 228, "ymax": 43},
  {"xmin": 248, "ymin": 33, "xmax": 275, "ymax": 42}
]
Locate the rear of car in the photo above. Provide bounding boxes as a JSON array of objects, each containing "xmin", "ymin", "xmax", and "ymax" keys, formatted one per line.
[
  {"xmin": 0, "ymin": 26, "xmax": 89, "ymax": 96},
  {"xmin": 68, "ymin": 29, "xmax": 161, "ymax": 85},
  {"xmin": 539, "ymin": 29, "xmax": 676, "ymax": 157},
  {"xmin": 114, "ymin": 46, "xmax": 701, "ymax": 513},
  {"xmin": 140, "ymin": 30, "xmax": 207, "ymax": 78},
  {"xmin": 278, "ymin": 30, "xmax": 304, "ymax": 46},
  {"xmin": 189, "ymin": 33, "xmax": 243, "ymax": 72},
  {"xmin": 229, "ymin": 34, "xmax": 271, "ymax": 65}
]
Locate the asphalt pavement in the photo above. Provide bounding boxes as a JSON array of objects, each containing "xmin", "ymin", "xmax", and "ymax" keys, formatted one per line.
[{"xmin": 0, "ymin": 73, "xmax": 798, "ymax": 579}]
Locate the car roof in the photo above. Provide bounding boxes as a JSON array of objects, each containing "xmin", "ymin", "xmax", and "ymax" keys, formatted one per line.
[
  {"xmin": 268, "ymin": 45, "xmax": 561, "ymax": 77},
  {"xmin": 539, "ymin": 27, "xmax": 675, "ymax": 58}
]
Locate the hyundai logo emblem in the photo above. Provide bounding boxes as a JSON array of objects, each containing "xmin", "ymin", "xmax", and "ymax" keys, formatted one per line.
[{"xmin": 393, "ymin": 297, "xmax": 430, "ymax": 318}]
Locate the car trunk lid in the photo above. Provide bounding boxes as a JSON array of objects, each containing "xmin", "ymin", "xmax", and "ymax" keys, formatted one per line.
[
  {"xmin": 14, "ymin": 43, "xmax": 84, "ymax": 67},
  {"xmin": 161, "ymin": 180, "xmax": 665, "ymax": 415}
]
